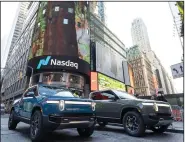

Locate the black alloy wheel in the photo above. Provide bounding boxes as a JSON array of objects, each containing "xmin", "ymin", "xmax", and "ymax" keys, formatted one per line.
[
  {"xmin": 123, "ymin": 111, "xmax": 145, "ymax": 137},
  {"xmin": 77, "ymin": 125, "xmax": 95, "ymax": 137},
  {"xmin": 8, "ymin": 109, "xmax": 18, "ymax": 130},
  {"xmin": 30, "ymin": 110, "xmax": 44, "ymax": 142}
]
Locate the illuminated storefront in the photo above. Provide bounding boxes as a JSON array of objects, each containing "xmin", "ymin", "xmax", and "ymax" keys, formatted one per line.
[{"xmin": 90, "ymin": 72, "xmax": 126, "ymax": 91}]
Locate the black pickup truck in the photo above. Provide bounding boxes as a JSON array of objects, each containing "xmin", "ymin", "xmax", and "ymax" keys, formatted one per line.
[{"xmin": 89, "ymin": 89, "xmax": 173, "ymax": 137}]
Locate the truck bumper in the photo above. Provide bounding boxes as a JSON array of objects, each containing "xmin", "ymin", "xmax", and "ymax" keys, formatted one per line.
[
  {"xmin": 142, "ymin": 113, "xmax": 173, "ymax": 127},
  {"xmin": 42, "ymin": 114, "xmax": 96, "ymax": 130}
]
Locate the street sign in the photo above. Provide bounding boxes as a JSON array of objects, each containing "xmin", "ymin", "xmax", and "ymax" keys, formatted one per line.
[{"xmin": 170, "ymin": 62, "xmax": 184, "ymax": 79}]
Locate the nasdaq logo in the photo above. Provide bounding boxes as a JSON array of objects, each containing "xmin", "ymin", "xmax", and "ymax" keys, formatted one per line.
[{"xmin": 37, "ymin": 56, "xmax": 51, "ymax": 69}]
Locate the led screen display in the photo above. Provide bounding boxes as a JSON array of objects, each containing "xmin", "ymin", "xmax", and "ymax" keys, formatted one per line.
[
  {"xmin": 98, "ymin": 73, "xmax": 126, "ymax": 91},
  {"xmin": 96, "ymin": 42, "xmax": 125, "ymax": 82},
  {"xmin": 29, "ymin": 2, "xmax": 90, "ymax": 64}
]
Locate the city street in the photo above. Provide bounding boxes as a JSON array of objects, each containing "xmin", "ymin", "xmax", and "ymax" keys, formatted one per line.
[{"xmin": 1, "ymin": 116, "xmax": 183, "ymax": 142}]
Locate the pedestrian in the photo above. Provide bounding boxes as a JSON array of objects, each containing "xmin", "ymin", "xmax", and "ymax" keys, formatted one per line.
[
  {"xmin": 134, "ymin": 93, "xmax": 139, "ymax": 98},
  {"xmin": 156, "ymin": 93, "xmax": 168, "ymax": 102}
]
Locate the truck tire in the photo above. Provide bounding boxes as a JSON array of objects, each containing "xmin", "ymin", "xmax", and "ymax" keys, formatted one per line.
[
  {"xmin": 123, "ymin": 111, "xmax": 146, "ymax": 137},
  {"xmin": 151, "ymin": 125, "xmax": 169, "ymax": 133},
  {"xmin": 30, "ymin": 110, "xmax": 45, "ymax": 142},
  {"xmin": 77, "ymin": 125, "xmax": 95, "ymax": 137},
  {"xmin": 8, "ymin": 109, "xmax": 19, "ymax": 130}
]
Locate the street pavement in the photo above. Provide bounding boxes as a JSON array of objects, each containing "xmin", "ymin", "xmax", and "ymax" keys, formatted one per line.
[{"xmin": 1, "ymin": 115, "xmax": 183, "ymax": 142}]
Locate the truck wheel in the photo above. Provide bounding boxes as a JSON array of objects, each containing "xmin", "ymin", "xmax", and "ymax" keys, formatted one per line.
[
  {"xmin": 77, "ymin": 125, "xmax": 95, "ymax": 137},
  {"xmin": 30, "ymin": 110, "xmax": 45, "ymax": 142},
  {"xmin": 97, "ymin": 121, "xmax": 108, "ymax": 127},
  {"xmin": 8, "ymin": 109, "xmax": 19, "ymax": 130},
  {"xmin": 151, "ymin": 125, "xmax": 169, "ymax": 133},
  {"xmin": 123, "ymin": 111, "xmax": 146, "ymax": 137}
]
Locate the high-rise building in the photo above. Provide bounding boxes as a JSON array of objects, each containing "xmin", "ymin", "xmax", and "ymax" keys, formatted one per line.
[
  {"xmin": 1, "ymin": 2, "xmax": 128, "ymax": 108},
  {"xmin": 97, "ymin": 2, "xmax": 106, "ymax": 23},
  {"xmin": 89, "ymin": 2, "xmax": 106, "ymax": 24},
  {"xmin": 131, "ymin": 18, "xmax": 175, "ymax": 94},
  {"xmin": 5, "ymin": 2, "xmax": 30, "ymax": 66},
  {"xmin": 127, "ymin": 45, "xmax": 155, "ymax": 96},
  {"xmin": 131, "ymin": 18, "xmax": 151, "ymax": 53}
]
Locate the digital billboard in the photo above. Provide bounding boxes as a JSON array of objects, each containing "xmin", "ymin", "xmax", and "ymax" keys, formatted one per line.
[
  {"xmin": 29, "ymin": 2, "xmax": 90, "ymax": 64},
  {"xmin": 28, "ymin": 55, "xmax": 90, "ymax": 76},
  {"xmin": 96, "ymin": 42, "xmax": 125, "ymax": 82},
  {"xmin": 91, "ymin": 72, "xmax": 98, "ymax": 91},
  {"xmin": 152, "ymin": 75, "xmax": 158, "ymax": 89},
  {"xmin": 98, "ymin": 73, "xmax": 126, "ymax": 91},
  {"xmin": 128, "ymin": 63, "xmax": 134, "ymax": 87}
]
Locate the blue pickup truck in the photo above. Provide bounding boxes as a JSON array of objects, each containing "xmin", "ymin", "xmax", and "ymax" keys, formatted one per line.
[{"xmin": 8, "ymin": 84, "xmax": 96, "ymax": 142}]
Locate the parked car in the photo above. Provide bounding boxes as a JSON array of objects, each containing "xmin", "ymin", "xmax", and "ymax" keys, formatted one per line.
[
  {"xmin": 8, "ymin": 84, "xmax": 96, "ymax": 142},
  {"xmin": 1, "ymin": 103, "xmax": 5, "ymax": 115},
  {"xmin": 89, "ymin": 89, "xmax": 173, "ymax": 137}
]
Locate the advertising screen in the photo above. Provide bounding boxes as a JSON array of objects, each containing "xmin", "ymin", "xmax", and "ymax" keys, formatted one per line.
[
  {"xmin": 91, "ymin": 72, "xmax": 98, "ymax": 91},
  {"xmin": 96, "ymin": 42, "xmax": 125, "ymax": 82},
  {"xmin": 152, "ymin": 75, "xmax": 158, "ymax": 89},
  {"xmin": 98, "ymin": 73, "xmax": 126, "ymax": 91},
  {"xmin": 128, "ymin": 64, "xmax": 134, "ymax": 87},
  {"xmin": 29, "ymin": 2, "xmax": 90, "ymax": 64}
]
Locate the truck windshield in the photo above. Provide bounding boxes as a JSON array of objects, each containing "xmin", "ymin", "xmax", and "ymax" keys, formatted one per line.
[
  {"xmin": 113, "ymin": 90, "xmax": 137, "ymax": 99},
  {"xmin": 38, "ymin": 86, "xmax": 75, "ymax": 97}
]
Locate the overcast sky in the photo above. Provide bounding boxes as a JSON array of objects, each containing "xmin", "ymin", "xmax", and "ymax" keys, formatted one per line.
[
  {"xmin": 1, "ymin": 2, "xmax": 183, "ymax": 93},
  {"xmin": 105, "ymin": 2, "xmax": 183, "ymax": 93}
]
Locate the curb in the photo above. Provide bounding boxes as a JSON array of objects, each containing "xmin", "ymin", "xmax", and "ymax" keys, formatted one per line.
[
  {"xmin": 108, "ymin": 123, "xmax": 184, "ymax": 134},
  {"xmin": 166, "ymin": 128, "xmax": 184, "ymax": 134}
]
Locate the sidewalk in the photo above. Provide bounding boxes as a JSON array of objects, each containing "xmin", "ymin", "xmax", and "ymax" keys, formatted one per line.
[
  {"xmin": 108, "ymin": 121, "xmax": 183, "ymax": 134},
  {"xmin": 167, "ymin": 121, "xmax": 184, "ymax": 133}
]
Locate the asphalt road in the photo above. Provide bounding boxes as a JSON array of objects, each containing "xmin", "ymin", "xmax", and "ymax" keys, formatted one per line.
[{"xmin": 1, "ymin": 117, "xmax": 183, "ymax": 142}]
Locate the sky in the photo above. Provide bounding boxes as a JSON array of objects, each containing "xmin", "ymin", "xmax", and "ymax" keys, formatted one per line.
[
  {"xmin": 1, "ymin": 2, "xmax": 183, "ymax": 93},
  {"xmin": 105, "ymin": 2, "xmax": 183, "ymax": 93}
]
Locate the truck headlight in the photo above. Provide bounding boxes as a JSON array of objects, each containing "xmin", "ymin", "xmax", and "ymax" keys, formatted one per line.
[
  {"xmin": 153, "ymin": 103, "xmax": 158, "ymax": 112},
  {"xmin": 91, "ymin": 102, "xmax": 96, "ymax": 111},
  {"xmin": 59, "ymin": 100, "xmax": 65, "ymax": 111}
]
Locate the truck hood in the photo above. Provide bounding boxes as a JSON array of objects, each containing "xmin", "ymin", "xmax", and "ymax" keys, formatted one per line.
[
  {"xmin": 136, "ymin": 98, "xmax": 169, "ymax": 104},
  {"xmin": 46, "ymin": 95, "xmax": 93, "ymax": 102}
]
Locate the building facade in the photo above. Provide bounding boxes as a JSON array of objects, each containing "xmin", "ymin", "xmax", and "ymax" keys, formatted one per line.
[
  {"xmin": 1, "ymin": 2, "xmax": 129, "ymax": 107},
  {"xmin": 127, "ymin": 46, "xmax": 155, "ymax": 96},
  {"xmin": 131, "ymin": 18, "xmax": 175, "ymax": 95},
  {"xmin": 1, "ymin": 2, "xmax": 37, "ymax": 108},
  {"xmin": 131, "ymin": 18, "xmax": 151, "ymax": 53},
  {"xmin": 5, "ymin": 2, "xmax": 30, "ymax": 69},
  {"xmin": 89, "ymin": 12, "xmax": 127, "ymax": 92}
]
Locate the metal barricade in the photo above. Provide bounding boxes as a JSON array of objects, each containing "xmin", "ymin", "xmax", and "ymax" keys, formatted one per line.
[{"xmin": 171, "ymin": 105, "xmax": 183, "ymax": 121}]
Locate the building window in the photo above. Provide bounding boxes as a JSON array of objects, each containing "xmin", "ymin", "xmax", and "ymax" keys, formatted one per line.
[
  {"xmin": 63, "ymin": 19, "xmax": 68, "ymax": 24},
  {"xmin": 55, "ymin": 6, "xmax": 60, "ymax": 11},
  {"xmin": 68, "ymin": 8, "xmax": 73, "ymax": 13}
]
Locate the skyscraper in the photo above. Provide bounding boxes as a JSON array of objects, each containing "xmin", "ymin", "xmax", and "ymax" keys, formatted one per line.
[
  {"xmin": 131, "ymin": 18, "xmax": 175, "ymax": 94},
  {"xmin": 97, "ymin": 2, "xmax": 106, "ymax": 23},
  {"xmin": 5, "ymin": 2, "xmax": 30, "ymax": 68},
  {"xmin": 131, "ymin": 18, "xmax": 151, "ymax": 53},
  {"xmin": 89, "ymin": 2, "xmax": 106, "ymax": 24}
]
